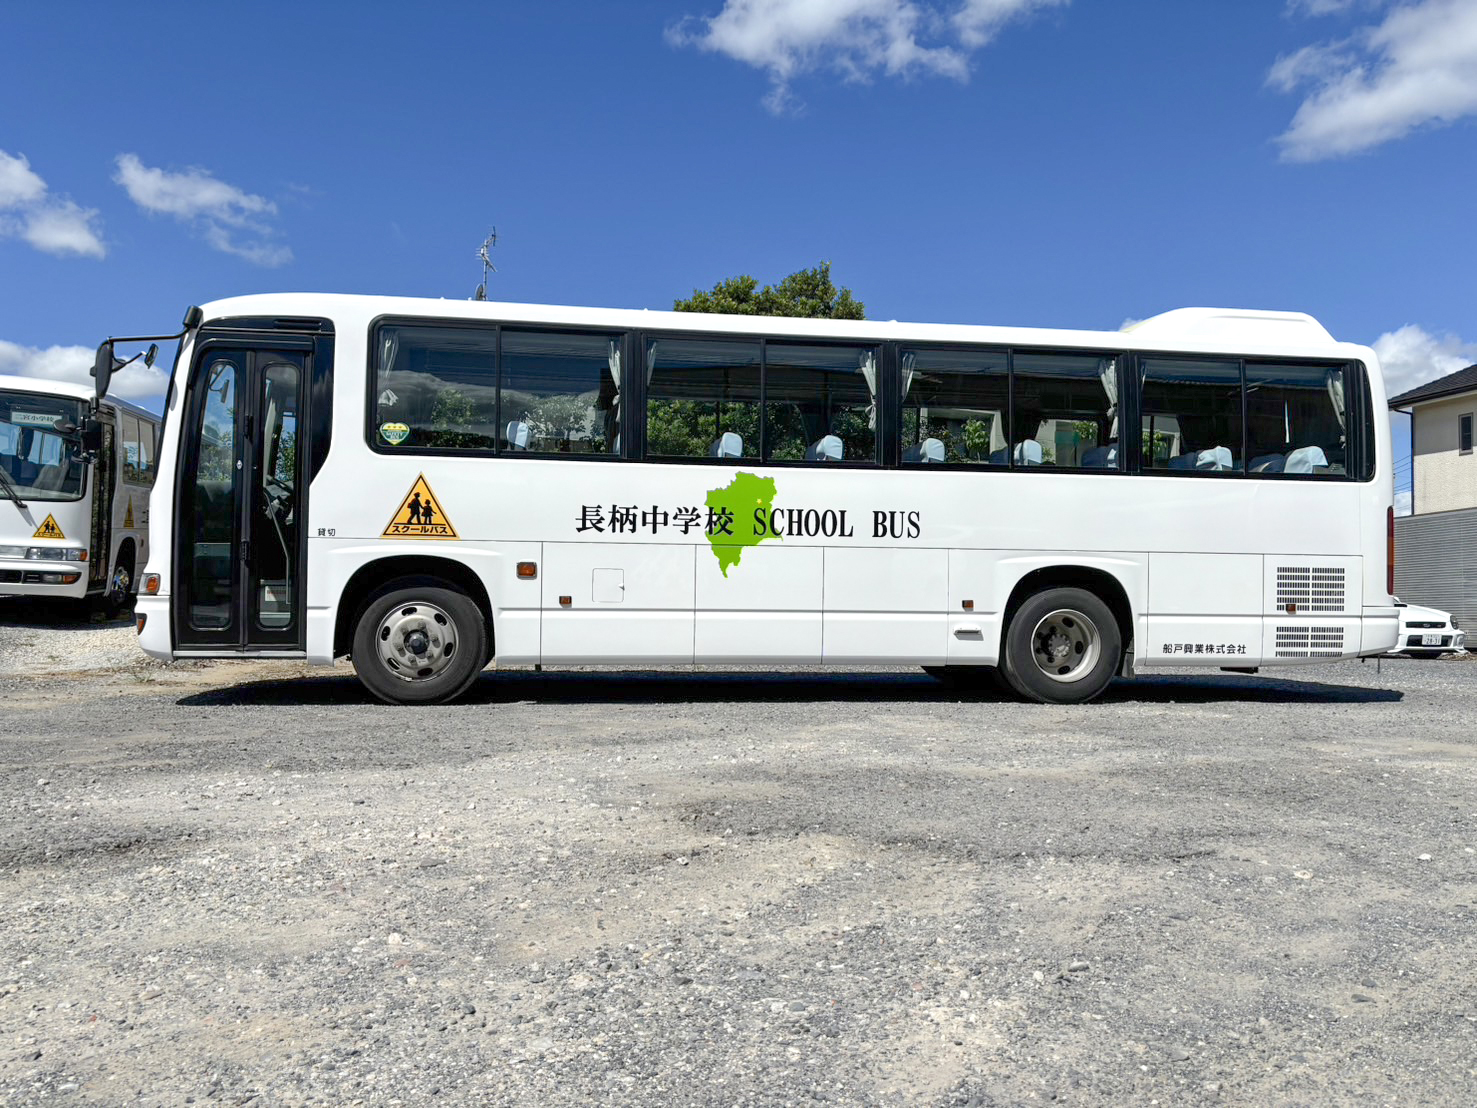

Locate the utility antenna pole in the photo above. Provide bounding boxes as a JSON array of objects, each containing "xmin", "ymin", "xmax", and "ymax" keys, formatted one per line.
[{"xmin": 474, "ymin": 229, "xmax": 497, "ymax": 301}]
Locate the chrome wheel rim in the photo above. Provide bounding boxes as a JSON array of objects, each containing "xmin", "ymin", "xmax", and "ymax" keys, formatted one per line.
[
  {"xmin": 109, "ymin": 563, "xmax": 131, "ymax": 604},
  {"xmin": 1029, "ymin": 608, "xmax": 1100, "ymax": 683},
  {"xmin": 375, "ymin": 601, "xmax": 458, "ymax": 683}
]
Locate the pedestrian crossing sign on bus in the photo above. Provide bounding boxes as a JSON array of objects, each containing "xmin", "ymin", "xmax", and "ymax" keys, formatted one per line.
[
  {"xmin": 382, "ymin": 474, "xmax": 458, "ymax": 539},
  {"xmin": 33, "ymin": 515, "xmax": 65, "ymax": 540}
]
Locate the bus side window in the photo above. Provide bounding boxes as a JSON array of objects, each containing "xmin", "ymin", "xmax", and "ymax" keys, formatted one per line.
[
  {"xmin": 645, "ymin": 338, "xmax": 760, "ymax": 460},
  {"xmin": 1010, "ymin": 351, "xmax": 1120, "ymax": 469},
  {"xmin": 499, "ymin": 330, "xmax": 622, "ymax": 455},
  {"xmin": 763, "ymin": 343, "xmax": 878, "ymax": 464},
  {"xmin": 1245, "ymin": 362, "xmax": 1348, "ymax": 477},
  {"xmin": 374, "ymin": 324, "xmax": 498, "ymax": 451},
  {"xmin": 1140, "ymin": 357, "xmax": 1244, "ymax": 475},
  {"xmin": 138, "ymin": 419, "xmax": 156, "ymax": 486},
  {"xmin": 121, "ymin": 415, "xmax": 147, "ymax": 483},
  {"xmin": 899, "ymin": 346, "xmax": 1008, "ymax": 465}
]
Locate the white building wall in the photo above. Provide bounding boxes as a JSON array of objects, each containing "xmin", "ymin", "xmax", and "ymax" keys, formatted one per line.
[{"xmin": 1412, "ymin": 394, "xmax": 1477, "ymax": 513}]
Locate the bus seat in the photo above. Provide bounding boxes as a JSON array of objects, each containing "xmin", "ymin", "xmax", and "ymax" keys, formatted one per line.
[
  {"xmin": 903, "ymin": 437, "xmax": 944, "ymax": 463},
  {"xmin": 1081, "ymin": 444, "xmax": 1117, "ymax": 468},
  {"xmin": 1250, "ymin": 453, "xmax": 1285, "ymax": 473},
  {"xmin": 708, "ymin": 431, "xmax": 743, "ymax": 458},
  {"xmin": 987, "ymin": 440, "xmax": 1044, "ymax": 465},
  {"xmin": 1195, "ymin": 446, "xmax": 1233, "ymax": 471},
  {"xmin": 805, "ymin": 435, "xmax": 842, "ymax": 462},
  {"xmin": 505, "ymin": 420, "xmax": 530, "ymax": 451},
  {"xmin": 1284, "ymin": 445, "xmax": 1328, "ymax": 473}
]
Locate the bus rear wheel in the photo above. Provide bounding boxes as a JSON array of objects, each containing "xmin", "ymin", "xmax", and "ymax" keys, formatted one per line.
[
  {"xmin": 1000, "ymin": 587, "xmax": 1121, "ymax": 704},
  {"xmin": 351, "ymin": 581, "xmax": 488, "ymax": 705}
]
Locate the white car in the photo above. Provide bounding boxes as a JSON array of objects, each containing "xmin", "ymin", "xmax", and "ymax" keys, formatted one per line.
[{"xmin": 1389, "ymin": 597, "xmax": 1466, "ymax": 657}]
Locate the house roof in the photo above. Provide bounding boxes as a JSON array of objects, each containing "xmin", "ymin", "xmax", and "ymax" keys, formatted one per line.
[{"xmin": 1389, "ymin": 363, "xmax": 1477, "ymax": 408}]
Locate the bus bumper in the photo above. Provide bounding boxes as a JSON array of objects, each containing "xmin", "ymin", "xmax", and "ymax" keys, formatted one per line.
[
  {"xmin": 136, "ymin": 593, "xmax": 173, "ymax": 660},
  {"xmin": 1360, "ymin": 606, "xmax": 1400, "ymax": 656},
  {"xmin": 0, "ymin": 558, "xmax": 90, "ymax": 599}
]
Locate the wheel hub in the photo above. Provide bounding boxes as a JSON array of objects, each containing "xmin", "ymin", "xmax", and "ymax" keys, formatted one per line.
[
  {"xmin": 375, "ymin": 602, "xmax": 458, "ymax": 682},
  {"xmin": 1029, "ymin": 608, "xmax": 1100, "ymax": 683}
]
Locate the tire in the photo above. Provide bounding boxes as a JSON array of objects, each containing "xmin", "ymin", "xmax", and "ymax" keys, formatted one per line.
[
  {"xmin": 999, "ymin": 587, "xmax": 1121, "ymax": 704},
  {"xmin": 351, "ymin": 581, "xmax": 488, "ymax": 705},
  {"xmin": 95, "ymin": 549, "xmax": 135, "ymax": 619}
]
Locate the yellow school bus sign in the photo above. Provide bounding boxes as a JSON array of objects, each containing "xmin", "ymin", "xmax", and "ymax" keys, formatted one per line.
[
  {"xmin": 382, "ymin": 475, "xmax": 458, "ymax": 539},
  {"xmin": 33, "ymin": 515, "xmax": 65, "ymax": 540}
]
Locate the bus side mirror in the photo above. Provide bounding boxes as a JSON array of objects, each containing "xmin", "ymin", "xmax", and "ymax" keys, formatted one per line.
[
  {"xmin": 91, "ymin": 341, "xmax": 115, "ymax": 400},
  {"xmin": 80, "ymin": 418, "xmax": 104, "ymax": 456},
  {"xmin": 145, "ymin": 343, "xmax": 158, "ymax": 368}
]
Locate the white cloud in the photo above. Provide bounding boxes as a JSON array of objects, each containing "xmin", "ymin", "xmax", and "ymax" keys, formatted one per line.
[
  {"xmin": 1394, "ymin": 488, "xmax": 1412, "ymax": 516},
  {"xmin": 22, "ymin": 201, "xmax": 106, "ymax": 259},
  {"xmin": 668, "ymin": 0, "xmax": 1066, "ymax": 112},
  {"xmin": 114, "ymin": 153, "xmax": 292, "ymax": 267},
  {"xmin": 1286, "ymin": 0, "xmax": 1365, "ymax": 15},
  {"xmin": 0, "ymin": 149, "xmax": 105, "ymax": 259},
  {"xmin": 1373, "ymin": 323, "xmax": 1477, "ymax": 399},
  {"xmin": 0, "ymin": 340, "xmax": 166, "ymax": 405},
  {"xmin": 0, "ymin": 150, "xmax": 47, "ymax": 208},
  {"xmin": 1271, "ymin": 0, "xmax": 1477, "ymax": 161}
]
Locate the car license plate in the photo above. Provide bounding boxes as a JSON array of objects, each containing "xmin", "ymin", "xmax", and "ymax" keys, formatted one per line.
[{"xmin": 1421, "ymin": 633, "xmax": 1442, "ymax": 646}]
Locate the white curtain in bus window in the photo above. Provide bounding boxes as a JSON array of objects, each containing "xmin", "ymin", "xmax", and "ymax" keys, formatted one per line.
[
  {"xmin": 645, "ymin": 338, "xmax": 760, "ymax": 459},
  {"xmin": 374, "ymin": 325, "xmax": 498, "ymax": 450},
  {"xmin": 1245, "ymin": 363, "xmax": 1347, "ymax": 476},
  {"xmin": 1139, "ymin": 357, "xmax": 1243, "ymax": 475},
  {"xmin": 898, "ymin": 346, "xmax": 1008, "ymax": 465},
  {"xmin": 1010, "ymin": 351, "xmax": 1120, "ymax": 468},
  {"xmin": 499, "ymin": 330, "xmax": 621, "ymax": 454},
  {"xmin": 763, "ymin": 343, "xmax": 878, "ymax": 463}
]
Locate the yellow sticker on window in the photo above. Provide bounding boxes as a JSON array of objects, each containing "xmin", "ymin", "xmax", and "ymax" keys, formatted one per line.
[
  {"xmin": 382, "ymin": 475, "xmax": 458, "ymax": 539},
  {"xmin": 33, "ymin": 515, "xmax": 65, "ymax": 540}
]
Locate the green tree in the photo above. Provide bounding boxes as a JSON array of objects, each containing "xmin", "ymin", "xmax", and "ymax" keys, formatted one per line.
[
  {"xmin": 675, "ymin": 261, "xmax": 864, "ymax": 320},
  {"xmin": 425, "ymin": 387, "xmax": 492, "ymax": 449}
]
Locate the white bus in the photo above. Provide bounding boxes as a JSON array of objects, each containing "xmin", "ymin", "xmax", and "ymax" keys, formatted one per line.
[
  {"xmin": 1, "ymin": 373, "xmax": 159, "ymax": 611},
  {"xmin": 103, "ymin": 293, "xmax": 1398, "ymax": 704}
]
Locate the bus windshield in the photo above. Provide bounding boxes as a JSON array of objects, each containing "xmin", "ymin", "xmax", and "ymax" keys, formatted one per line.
[{"xmin": 0, "ymin": 390, "xmax": 86, "ymax": 501}]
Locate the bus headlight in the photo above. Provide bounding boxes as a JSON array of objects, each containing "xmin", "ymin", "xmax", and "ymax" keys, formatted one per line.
[{"xmin": 26, "ymin": 547, "xmax": 87, "ymax": 561}]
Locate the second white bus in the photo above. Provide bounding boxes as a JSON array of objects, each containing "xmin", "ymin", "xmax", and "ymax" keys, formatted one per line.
[
  {"xmin": 106, "ymin": 293, "xmax": 1398, "ymax": 704},
  {"xmin": 1, "ymin": 373, "xmax": 159, "ymax": 612}
]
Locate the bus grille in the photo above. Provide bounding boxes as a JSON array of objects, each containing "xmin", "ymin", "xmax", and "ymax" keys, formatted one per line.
[
  {"xmin": 1276, "ymin": 566, "xmax": 1346, "ymax": 612},
  {"xmin": 1274, "ymin": 625, "xmax": 1345, "ymax": 658}
]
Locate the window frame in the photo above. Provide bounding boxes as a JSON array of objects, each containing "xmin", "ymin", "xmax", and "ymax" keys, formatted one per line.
[
  {"xmin": 636, "ymin": 329, "xmax": 885, "ymax": 468},
  {"xmin": 1132, "ymin": 352, "xmax": 1362, "ymax": 483},
  {"xmin": 361, "ymin": 313, "xmax": 1373, "ymax": 482},
  {"xmin": 1461, "ymin": 412, "xmax": 1473, "ymax": 456},
  {"xmin": 366, "ymin": 315, "xmax": 630, "ymax": 462}
]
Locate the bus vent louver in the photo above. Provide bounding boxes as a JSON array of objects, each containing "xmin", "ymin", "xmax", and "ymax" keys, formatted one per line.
[
  {"xmin": 1274, "ymin": 625, "xmax": 1345, "ymax": 658},
  {"xmin": 1275, "ymin": 566, "xmax": 1346, "ymax": 613}
]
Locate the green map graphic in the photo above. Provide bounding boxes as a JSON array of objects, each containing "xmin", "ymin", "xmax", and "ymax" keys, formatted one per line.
[{"xmin": 706, "ymin": 472, "xmax": 779, "ymax": 576}]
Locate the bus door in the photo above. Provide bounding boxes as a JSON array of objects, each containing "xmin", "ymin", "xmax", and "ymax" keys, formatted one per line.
[
  {"xmin": 86, "ymin": 418, "xmax": 115, "ymax": 591},
  {"xmin": 175, "ymin": 344, "xmax": 309, "ymax": 650}
]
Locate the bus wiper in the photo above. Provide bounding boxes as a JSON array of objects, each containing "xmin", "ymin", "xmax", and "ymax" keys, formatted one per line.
[{"xmin": 0, "ymin": 465, "xmax": 27, "ymax": 509}]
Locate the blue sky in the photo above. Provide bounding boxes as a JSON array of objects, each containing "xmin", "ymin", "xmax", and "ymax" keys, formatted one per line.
[{"xmin": 4, "ymin": 0, "xmax": 1477, "ymax": 507}]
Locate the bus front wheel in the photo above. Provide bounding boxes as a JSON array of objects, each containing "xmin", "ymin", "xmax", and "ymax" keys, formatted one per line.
[
  {"xmin": 1000, "ymin": 587, "xmax": 1121, "ymax": 704},
  {"xmin": 351, "ymin": 581, "xmax": 488, "ymax": 705}
]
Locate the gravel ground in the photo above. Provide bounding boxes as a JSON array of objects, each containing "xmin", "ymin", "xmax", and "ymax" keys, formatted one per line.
[{"xmin": 1, "ymin": 601, "xmax": 1475, "ymax": 1106}]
